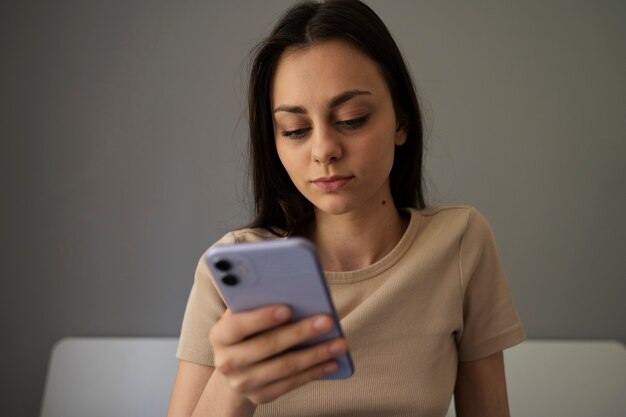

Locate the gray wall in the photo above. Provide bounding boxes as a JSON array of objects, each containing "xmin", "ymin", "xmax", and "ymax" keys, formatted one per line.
[{"xmin": 2, "ymin": 1, "xmax": 624, "ymax": 415}]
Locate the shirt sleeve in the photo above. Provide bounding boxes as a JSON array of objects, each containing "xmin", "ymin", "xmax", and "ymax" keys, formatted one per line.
[
  {"xmin": 455, "ymin": 207, "xmax": 526, "ymax": 362},
  {"xmin": 175, "ymin": 233, "xmax": 235, "ymax": 366}
]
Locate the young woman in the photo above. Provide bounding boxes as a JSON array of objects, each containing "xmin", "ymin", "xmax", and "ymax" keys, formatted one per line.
[{"xmin": 168, "ymin": 1, "xmax": 525, "ymax": 416}]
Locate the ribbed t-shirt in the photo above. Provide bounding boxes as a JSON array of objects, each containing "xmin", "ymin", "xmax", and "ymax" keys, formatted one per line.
[{"xmin": 176, "ymin": 205, "xmax": 526, "ymax": 417}]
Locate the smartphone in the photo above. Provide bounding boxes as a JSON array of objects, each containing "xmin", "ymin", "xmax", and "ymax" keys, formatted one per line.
[{"xmin": 204, "ymin": 237, "xmax": 354, "ymax": 379}]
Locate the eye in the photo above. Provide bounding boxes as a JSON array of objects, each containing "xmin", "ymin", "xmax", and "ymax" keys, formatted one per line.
[
  {"xmin": 336, "ymin": 115, "xmax": 368, "ymax": 129},
  {"xmin": 281, "ymin": 127, "xmax": 311, "ymax": 140}
]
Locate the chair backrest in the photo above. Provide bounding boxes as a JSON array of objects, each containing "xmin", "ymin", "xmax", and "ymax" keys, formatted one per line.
[
  {"xmin": 41, "ymin": 338, "xmax": 625, "ymax": 417},
  {"xmin": 40, "ymin": 337, "xmax": 179, "ymax": 417},
  {"xmin": 504, "ymin": 340, "xmax": 625, "ymax": 417}
]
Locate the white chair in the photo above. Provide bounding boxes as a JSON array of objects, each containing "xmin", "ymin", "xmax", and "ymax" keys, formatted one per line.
[
  {"xmin": 446, "ymin": 340, "xmax": 626, "ymax": 417},
  {"xmin": 505, "ymin": 340, "xmax": 625, "ymax": 417},
  {"xmin": 41, "ymin": 338, "xmax": 625, "ymax": 417},
  {"xmin": 40, "ymin": 338, "xmax": 179, "ymax": 417}
]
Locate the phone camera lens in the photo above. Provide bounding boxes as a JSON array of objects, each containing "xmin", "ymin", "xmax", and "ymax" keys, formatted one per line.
[
  {"xmin": 214, "ymin": 259, "xmax": 231, "ymax": 271},
  {"xmin": 221, "ymin": 274, "xmax": 239, "ymax": 286}
]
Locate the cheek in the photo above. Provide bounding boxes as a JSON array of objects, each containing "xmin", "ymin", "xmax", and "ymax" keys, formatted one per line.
[
  {"xmin": 359, "ymin": 128, "xmax": 397, "ymax": 165},
  {"xmin": 353, "ymin": 132, "xmax": 397, "ymax": 186}
]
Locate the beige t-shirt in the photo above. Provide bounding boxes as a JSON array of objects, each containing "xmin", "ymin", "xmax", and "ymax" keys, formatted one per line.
[{"xmin": 176, "ymin": 205, "xmax": 526, "ymax": 417}]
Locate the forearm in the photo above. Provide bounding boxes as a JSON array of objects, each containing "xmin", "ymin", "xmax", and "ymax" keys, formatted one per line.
[{"xmin": 191, "ymin": 370, "xmax": 257, "ymax": 417}]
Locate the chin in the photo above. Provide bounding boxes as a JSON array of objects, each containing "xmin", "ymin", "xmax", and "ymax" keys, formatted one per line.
[
  {"xmin": 309, "ymin": 198, "xmax": 353, "ymax": 216},
  {"xmin": 309, "ymin": 195, "xmax": 369, "ymax": 217}
]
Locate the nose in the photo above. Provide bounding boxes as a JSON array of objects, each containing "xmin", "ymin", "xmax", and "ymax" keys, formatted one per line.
[{"xmin": 311, "ymin": 125, "xmax": 342, "ymax": 164}]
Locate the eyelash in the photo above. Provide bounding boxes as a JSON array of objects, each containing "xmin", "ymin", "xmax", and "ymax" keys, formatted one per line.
[
  {"xmin": 282, "ymin": 127, "xmax": 310, "ymax": 139},
  {"xmin": 281, "ymin": 116, "xmax": 369, "ymax": 139},
  {"xmin": 336, "ymin": 115, "xmax": 368, "ymax": 129}
]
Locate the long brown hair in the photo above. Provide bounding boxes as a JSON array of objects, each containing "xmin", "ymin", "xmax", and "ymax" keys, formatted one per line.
[{"xmin": 247, "ymin": 0, "xmax": 426, "ymax": 235}]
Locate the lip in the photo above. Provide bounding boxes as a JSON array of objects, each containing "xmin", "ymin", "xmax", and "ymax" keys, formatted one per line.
[{"xmin": 311, "ymin": 175, "xmax": 354, "ymax": 192}]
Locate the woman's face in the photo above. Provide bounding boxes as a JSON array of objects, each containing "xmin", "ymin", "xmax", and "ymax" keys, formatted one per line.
[{"xmin": 271, "ymin": 39, "xmax": 406, "ymax": 217}]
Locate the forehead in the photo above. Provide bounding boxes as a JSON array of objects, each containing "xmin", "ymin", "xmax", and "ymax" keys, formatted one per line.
[{"xmin": 271, "ymin": 38, "xmax": 390, "ymax": 107}]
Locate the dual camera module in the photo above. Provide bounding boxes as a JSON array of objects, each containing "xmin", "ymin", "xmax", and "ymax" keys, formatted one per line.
[{"xmin": 214, "ymin": 259, "xmax": 239, "ymax": 286}]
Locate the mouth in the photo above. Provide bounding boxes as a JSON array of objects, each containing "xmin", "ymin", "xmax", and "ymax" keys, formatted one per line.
[{"xmin": 311, "ymin": 175, "xmax": 354, "ymax": 192}]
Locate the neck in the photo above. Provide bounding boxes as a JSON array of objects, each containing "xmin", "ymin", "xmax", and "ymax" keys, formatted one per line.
[{"xmin": 306, "ymin": 201, "xmax": 409, "ymax": 272}]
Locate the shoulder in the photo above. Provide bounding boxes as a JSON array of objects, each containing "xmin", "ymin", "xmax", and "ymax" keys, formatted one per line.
[
  {"xmin": 194, "ymin": 227, "xmax": 283, "ymax": 275},
  {"xmin": 411, "ymin": 205, "xmax": 493, "ymax": 240},
  {"xmin": 418, "ymin": 206, "xmax": 504, "ymax": 283},
  {"xmin": 417, "ymin": 204, "xmax": 484, "ymax": 221},
  {"xmin": 212, "ymin": 227, "xmax": 283, "ymax": 246}
]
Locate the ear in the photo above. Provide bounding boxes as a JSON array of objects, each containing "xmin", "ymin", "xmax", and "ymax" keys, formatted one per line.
[{"xmin": 394, "ymin": 121, "xmax": 408, "ymax": 146}]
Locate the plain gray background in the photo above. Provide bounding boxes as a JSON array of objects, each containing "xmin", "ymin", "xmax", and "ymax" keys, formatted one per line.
[{"xmin": 2, "ymin": 1, "xmax": 624, "ymax": 415}]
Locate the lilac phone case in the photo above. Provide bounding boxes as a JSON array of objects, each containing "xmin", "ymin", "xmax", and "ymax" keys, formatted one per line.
[{"xmin": 205, "ymin": 237, "xmax": 354, "ymax": 379}]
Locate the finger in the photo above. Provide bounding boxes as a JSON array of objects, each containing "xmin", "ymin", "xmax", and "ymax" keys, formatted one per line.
[
  {"xmin": 245, "ymin": 360, "xmax": 340, "ymax": 405},
  {"xmin": 227, "ymin": 338, "xmax": 348, "ymax": 393},
  {"xmin": 224, "ymin": 314, "xmax": 336, "ymax": 370},
  {"xmin": 211, "ymin": 305, "xmax": 292, "ymax": 346}
]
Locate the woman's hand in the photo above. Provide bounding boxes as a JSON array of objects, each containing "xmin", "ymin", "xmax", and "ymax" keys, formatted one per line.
[{"xmin": 209, "ymin": 305, "xmax": 348, "ymax": 405}]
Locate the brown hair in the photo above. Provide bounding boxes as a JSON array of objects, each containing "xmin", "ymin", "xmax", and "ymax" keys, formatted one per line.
[{"xmin": 247, "ymin": 0, "xmax": 425, "ymax": 234}]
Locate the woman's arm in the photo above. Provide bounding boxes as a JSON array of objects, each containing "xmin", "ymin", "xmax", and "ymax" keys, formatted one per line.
[
  {"xmin": 167, "ymin": 361, "xmax": 214, "ymax": 417},
  {"xmin": 454, "ymin": 351, "xmax": 511, "ymax": 417},
  {"xmin": 167, "ymin": 361, "xmax": 257, "ymax": 417}
]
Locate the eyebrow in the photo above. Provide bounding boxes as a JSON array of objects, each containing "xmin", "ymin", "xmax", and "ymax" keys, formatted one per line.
[{"xmin": 272, "ymin": 89, "xmax": 372, "ymax": 114}]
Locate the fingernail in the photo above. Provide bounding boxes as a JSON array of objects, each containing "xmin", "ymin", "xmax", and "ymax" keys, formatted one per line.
[
  {"xmin": 312, "ymin": 316, "xmax": 331, "ymax": 331},
  {"xmin": 329, "ymin": 341, "xmax": 346, "ymax": 354},
  {"xmin": 274, "ymin": 306, "xmax": 290, "ymax": 321}
]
